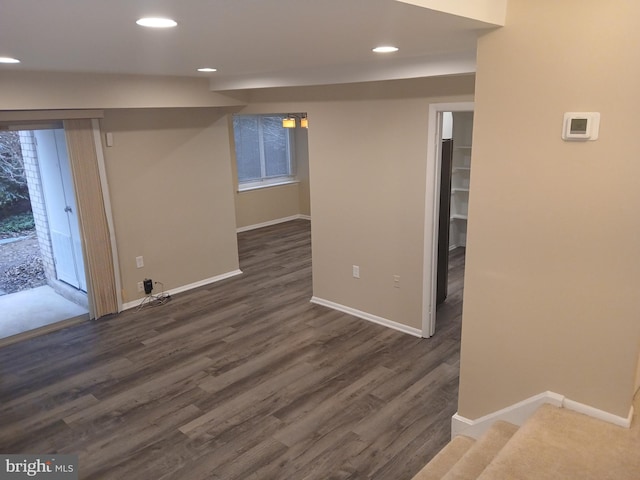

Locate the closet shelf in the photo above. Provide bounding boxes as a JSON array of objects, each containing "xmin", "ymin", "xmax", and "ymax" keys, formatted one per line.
[{"xmin": 451, "ymin": 187, "xmax": 470, "ymax": 193}]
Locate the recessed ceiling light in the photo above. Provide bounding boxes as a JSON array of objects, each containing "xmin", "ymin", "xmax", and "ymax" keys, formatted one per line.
[
  {"xmin": 0, "ymin": 57, "xmax": 21, "ymax": 64},
  {"xmin": 136, "ymin": 17, "xmax": 177, "ymax": 28},
  {"xmin": 372, "ymin": 46, "xmax": 399, "ymax": 53},
  {"xmin": 197, "ymin": 67, "xmax": 217, "ymax": 72}
]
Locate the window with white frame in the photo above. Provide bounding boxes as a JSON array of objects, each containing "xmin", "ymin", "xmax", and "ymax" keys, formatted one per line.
[{"xmin": 232, "ymin": 114, "xmax": 296, "ymax": 190}]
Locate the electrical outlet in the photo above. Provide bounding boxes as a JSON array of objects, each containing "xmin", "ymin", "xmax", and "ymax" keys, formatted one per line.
[
  {"xmin": 137, "ymin": 281, "xmax": 144, "ymax": 292},
  {"xmin": 352, "ymin": 265, "xmax": 360, "ymax": 278},
  {"xmin": 393, "ymin": 275, "xmax": 400, "ymax": 288},
  {"xmin": 136, "ymin": 256, "xmax": 144, "ymax": 268}
]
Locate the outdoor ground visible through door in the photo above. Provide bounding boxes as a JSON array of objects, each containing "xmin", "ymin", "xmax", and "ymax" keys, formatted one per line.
[{"xmin": 0, "ymin": 227, "xmax": 46, "ymax": 296}]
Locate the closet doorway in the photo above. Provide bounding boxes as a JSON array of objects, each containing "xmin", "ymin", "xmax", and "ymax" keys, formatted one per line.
[
  {"xmin": 422, "ymin": 103, "xmax": 474, "ymax": 337},
  {"xmin": 436, "ymin": 112, "xmax": 472, "ymax": 305}
]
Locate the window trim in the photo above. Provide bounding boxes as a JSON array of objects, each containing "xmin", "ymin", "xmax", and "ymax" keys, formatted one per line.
[{"xmin": 237, "ymin": 177, "xmax": 299, "ymax": 193}]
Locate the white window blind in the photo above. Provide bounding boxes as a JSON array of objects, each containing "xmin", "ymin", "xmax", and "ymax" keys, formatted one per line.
[{"xmin": 233, "ymin": 114, "xmax": 295, "ymax": 189}]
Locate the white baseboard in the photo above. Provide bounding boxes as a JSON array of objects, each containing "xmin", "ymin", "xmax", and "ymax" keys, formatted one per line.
[
  {"xmin": 452, "ymin": 391, "xmax": 633, "ymax": 440},
  {"xmin": 121, "ymin": 269, "xmax": 243, "ymax": 311},
  {"xmin": 563, "ymin": 398, "xmax": 634, "ymax": 428},
  {"xmin": 310, "ymin": 296, "xmax": 422, "ymax": 338},
  {"xmin": 236, "ymin": 214, "xmax": 310, "ymax": 233},
  {"xmin": 451, "ymin": 391, "xmax": 563, "ymax": 439}
]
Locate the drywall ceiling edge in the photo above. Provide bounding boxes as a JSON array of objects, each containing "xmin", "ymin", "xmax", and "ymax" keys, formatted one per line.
[
  {"xmin": 209, "ymin": 52, "xmax": 476, "ymax": 91},
  {"xmin": 395, "ymin": 0, "xmax": 507, "ymax": 26}
]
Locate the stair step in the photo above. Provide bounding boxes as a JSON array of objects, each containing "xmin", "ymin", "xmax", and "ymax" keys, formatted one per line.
[
  {"xmin": 442, "ymin": 420, "xmax": 519, "ymax": 480},
  {"xmin": 411, "ymin": 435, "xmax": 476, "ymax": 480},
  {"xmin": 477, "ymin": 404, "xmax": 640, "ymax": 480}
]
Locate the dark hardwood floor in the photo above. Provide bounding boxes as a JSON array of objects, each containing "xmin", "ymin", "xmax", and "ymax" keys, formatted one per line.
[{"xmin": 0, "ymin": 220, "xmax": 465, "ymax": 479}]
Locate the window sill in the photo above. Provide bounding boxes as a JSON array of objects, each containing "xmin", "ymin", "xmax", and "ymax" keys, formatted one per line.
[{"xmin": 238, "ymin": 179, "xmax": 299, "ymax": 193}]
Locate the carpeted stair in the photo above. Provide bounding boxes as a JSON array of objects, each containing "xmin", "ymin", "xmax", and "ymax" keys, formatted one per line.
[
  {"xmin": 411, "ymin": 435, "xmax": 476, "ymax": 480},
  {"xmin": 412, "ymin": 395, "xmax": 640, "ymax": 479}
]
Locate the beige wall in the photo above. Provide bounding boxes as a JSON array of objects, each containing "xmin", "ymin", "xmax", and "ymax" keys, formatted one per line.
[
  {"xmin": 296, "ymin": 128, "xmax": 311, "ymax": 216},
  {"xmin": 635, "ymin": 347, "xmax": 640, "ymax": 394},
  {"xmin": 0, "ymin": 70, "xmax": 247, "ymax": 110},
  {"xmin": 458, "ymin": 0, "xmax": 640, "ymax": 419},
  {"xmin": 100, "ymin": 108, "xmax": 239, "ymax": 303},
  {"xmin": 245, "ymin": 76, "xmax": 474, "ymax": 329},
  {"xmin": 235, "ymin": 184, "xmax": 303, "ymax": 228},
  {"xmin": 310, "ymin": 99, "xmax": 426, "ymax": 328}
]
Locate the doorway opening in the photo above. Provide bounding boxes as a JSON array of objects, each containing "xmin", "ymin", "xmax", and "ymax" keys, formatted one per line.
[
  {"xmin": 0, "ymin": 126, "xmax": 88, "ymax": 341},
  {"xmin": 423, "ymin": 103, "xmax": 474, "ymax": 337},
  {"xmin": 231, "ymin": 112, "xmax": 311, "ymax": 232},
  {"xmin": 435, "ymin": 111, "xmax": 473, "ymax": 333}
]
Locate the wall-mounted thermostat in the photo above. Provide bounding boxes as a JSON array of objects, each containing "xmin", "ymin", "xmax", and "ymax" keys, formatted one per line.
[{"xmin": 562, "ymin": 112, "xmax": 600, "ymax": 141}]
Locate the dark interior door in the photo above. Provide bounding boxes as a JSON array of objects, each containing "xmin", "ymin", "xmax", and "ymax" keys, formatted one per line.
[{"xmin": 436, "ymin": 139, "xmax": 453, "ymax": 305}]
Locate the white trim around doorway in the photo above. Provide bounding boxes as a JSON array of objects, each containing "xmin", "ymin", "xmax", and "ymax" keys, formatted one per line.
[{"xmin": 422, "ymin": 102, "xmax": 474, "ymax": 338}]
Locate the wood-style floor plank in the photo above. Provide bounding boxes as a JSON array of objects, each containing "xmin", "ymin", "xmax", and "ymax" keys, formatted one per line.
[{"xmin": 0, "ymin": 220, "xmax": 465, "ymax": 479}]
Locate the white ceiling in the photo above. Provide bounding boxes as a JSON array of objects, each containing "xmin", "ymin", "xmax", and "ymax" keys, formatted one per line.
[{"xmin": 0, "ymin": 0, "xmax": 501, "ymax": 90}]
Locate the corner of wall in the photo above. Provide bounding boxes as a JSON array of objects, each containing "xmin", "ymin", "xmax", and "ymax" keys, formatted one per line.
[{"xmin": 452, "ymin": 391, "xmax": 634, "ymax": 440}]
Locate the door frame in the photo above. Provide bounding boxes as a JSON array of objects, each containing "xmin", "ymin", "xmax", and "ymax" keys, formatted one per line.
[
  {"xmin": 1, "ymin": 112, "xmax": 120, "ymax": 320},
  {"xmin": 35, "ymin": 128, "xmax": 87, "ymax": 291},
  {"xmin": 91, "ymin": 119, "xmax": 123, "ymax": 313},
  {"xmin": 422, "ymin": 101, "xmax": 474, "ymax": 337}
]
